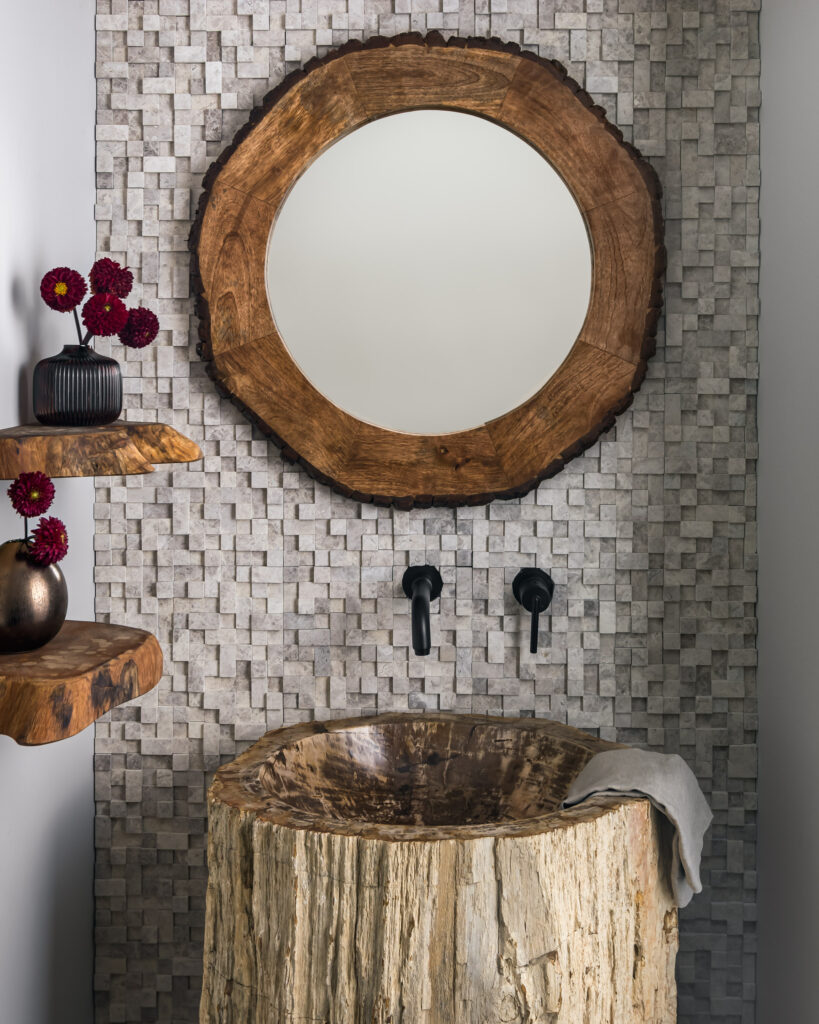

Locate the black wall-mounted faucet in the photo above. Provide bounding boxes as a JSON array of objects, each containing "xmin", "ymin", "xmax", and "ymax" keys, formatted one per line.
[
  {"xmin": 513, "ymin": 567, "xmax": 555, "ymax": 654},
  {"xmin": 402, "ymin": 565, "xmax": 443, "ymax": 656}
]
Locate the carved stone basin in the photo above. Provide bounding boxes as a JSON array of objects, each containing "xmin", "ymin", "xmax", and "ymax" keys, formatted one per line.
[
  {"xmin": 230, "ymin": 712, "xmax": 615, "ymax": 836},
  {"xmin": 201, "ymin": 714, "xmax": 677, "ymax": 1023}
]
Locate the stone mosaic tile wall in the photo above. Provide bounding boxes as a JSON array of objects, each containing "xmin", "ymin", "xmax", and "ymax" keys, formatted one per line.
[{"xmin": 92, "ymin": 1, "xmax": 760, "ymax": 1020}]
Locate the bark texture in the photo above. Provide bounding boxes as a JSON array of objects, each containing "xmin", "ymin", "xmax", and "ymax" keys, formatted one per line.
[{"xmin": 200, "ymin": 715, "xmax": 677, "ymax": 1023}]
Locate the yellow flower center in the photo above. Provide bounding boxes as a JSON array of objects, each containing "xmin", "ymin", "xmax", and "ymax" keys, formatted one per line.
[
  {"xmin": 30, "ymin": 489, "xmax": 40, "ymax": 500},
  {"xmin": 104, "ymin": 303, "xmax": 111, "ymax": 312},
  {"xmin": 54, "ymin": 282, "xmax": 68, "ymax": 296}
]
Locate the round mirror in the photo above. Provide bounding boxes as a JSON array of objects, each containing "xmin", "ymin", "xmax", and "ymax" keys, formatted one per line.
[
  {"xmin": 266, "ymin": 110, "xmax": 592, "ymax": 435},
  {"xmin": 193, "ymin": 36, "xmax": 663, "ymax": 507}
]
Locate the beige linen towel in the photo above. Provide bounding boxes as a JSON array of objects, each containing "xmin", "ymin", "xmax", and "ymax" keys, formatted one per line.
[{"xmin": 563, "ymin": 748, "xmax": 713, "ymax": 908}]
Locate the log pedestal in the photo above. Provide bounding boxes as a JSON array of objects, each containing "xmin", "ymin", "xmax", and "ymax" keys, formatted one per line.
[{"xmin": 201, "ymin": 713, "xmax": 678, "ymax": 1024}]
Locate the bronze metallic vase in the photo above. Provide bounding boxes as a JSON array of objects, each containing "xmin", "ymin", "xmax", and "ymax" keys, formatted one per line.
[{"xmin": 0, "ymin": 540, "xmax": 68, "ymax": 653}]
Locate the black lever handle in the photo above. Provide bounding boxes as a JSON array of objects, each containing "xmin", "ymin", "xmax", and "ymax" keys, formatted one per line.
[
  {"xmin": 512, "ymin": 568, "xmax": 554, "ymax": 655},
  {"xmin": 529, "ymin": 597, "xmax": 541, "ymax": 655}
]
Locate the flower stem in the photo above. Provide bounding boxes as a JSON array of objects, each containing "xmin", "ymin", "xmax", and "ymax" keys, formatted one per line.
[
  {"xmin": 81, "ymin": 329, "xmax": 93, "ymax": 347},
  {"xmin": 73, "ymin": 307, "xmax": 83, "ymax": 344},
  {"xmin": 24, "ymin": 517, "xmax": 28, "ymax": 542}
]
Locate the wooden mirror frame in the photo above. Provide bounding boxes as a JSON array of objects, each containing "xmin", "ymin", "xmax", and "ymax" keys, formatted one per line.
[{"xmin": 191, "ymin": 33, "xmax": 664, "ymax": 509}]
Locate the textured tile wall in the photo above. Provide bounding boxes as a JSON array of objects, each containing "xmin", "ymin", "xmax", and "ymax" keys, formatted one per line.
[{"xmin": 92, "ymin": 1, "xmax": 760, "ymax": 1021}]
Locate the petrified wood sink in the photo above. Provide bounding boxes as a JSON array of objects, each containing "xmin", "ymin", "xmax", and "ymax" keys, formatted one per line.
[{"xmin": 201, "ymin": 713, "xmax": 677, "ymax": 1023}]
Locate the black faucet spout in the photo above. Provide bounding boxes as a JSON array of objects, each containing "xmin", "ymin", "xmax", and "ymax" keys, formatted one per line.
[{"xmin": 402, "ymin": 566, "xmax": 443, "ymax": 657}]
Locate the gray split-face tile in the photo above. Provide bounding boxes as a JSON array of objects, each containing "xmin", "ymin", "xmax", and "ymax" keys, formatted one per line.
[{"xmin": 92, "ymin": 1, "xmax": 758, "ymax": 1021}]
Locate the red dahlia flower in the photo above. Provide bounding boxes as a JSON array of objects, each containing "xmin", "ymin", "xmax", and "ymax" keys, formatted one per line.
[
  {"xmin": 7, "ymin": 472, "xmax": 55, "ymax": 518},
  {"xmin": 89, "ymin": 257, "xmax": 133, "ymax": 298},
  {"xmin": 118, "ymin": 306, "xmax": 159, "ymax": 349},
  {"xmin": 40, "ymin": 267, "xmax": 87, "ymax": 312},
  {"xmin": 81, "ymin": 292, "xmax": 129, "ymax": 336},
  {"xmin": 28, "ymin": 516, "xmax": 69, "ymax": 566}
]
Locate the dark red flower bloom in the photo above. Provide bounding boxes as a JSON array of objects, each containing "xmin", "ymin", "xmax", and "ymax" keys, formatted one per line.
[
  {"xmin": 40, "ymin": 267, "xmax": 87, "ymax": 312},
  {"xmin": 89, "ymin": 257, "xmax": 133, "ymax": 298},
  {"xmin": 81, "ymin": 292, "xmax": 129, "ymax": 336},
  {"xmin": 7, "ymin": 472, "xmax": 55, "ymax": 518},
  {"xmin": 118, "ymin": 306, "xmax": 159, "ymax": 349},
  {"xmin": 28, "ymin": 516, "xmax": 69, "ymax": 566}
]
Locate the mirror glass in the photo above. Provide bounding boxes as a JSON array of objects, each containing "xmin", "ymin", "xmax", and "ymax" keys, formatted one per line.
[{"xmin": 266, "ymin": 110, "xmax": 592, "ymax": 435}]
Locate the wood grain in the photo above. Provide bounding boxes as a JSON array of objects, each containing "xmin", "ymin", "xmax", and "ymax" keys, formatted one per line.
[
  {"xmin": 214, "ymin": 57, "xmax": 365, "ymax": 207},
  {"xmin": 211, "ymin": 337, "xmax": 363, "ymax": 483},
  {"xmin": 345, "ymin": 43, "xmax": 516, "ymax": 117},
  {"xmin": 0, "ymin": 422, "xmax": 202, "ymax": 479},
  {"xmin": 200, "ymin": 713, "xmax": 678, "ymax": 1022},
  {"xmin": 191, "ymin": 33, "xmax": 665, "ymax": 507},
  {"xmin": 500, "ymin": 57, "xmax": 647, "ymax": 213},
  {"xmin": 194, "ymin": 183, "xmax": 274, "ymax": 357},
  {"xmin": 581, "ymin": 188, "xmax": 665, "ymax": 363},
  {"xmin": 0, "ymin": 620, "xmax": 163, "ymax": 745},
  {"xmin": 486, "ymin": 342, "xmax": 640, "ymax": 483}
]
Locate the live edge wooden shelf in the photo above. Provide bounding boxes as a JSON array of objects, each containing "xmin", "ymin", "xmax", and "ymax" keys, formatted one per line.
[
  {"xmin": 0, "ymin": 420, "xmax": 200, "ymax": 744},
  {"xmin": 0, "ymin": 421, "xmax": 202, "ymax": 479},
  {"xmin": 0, "ymin": 621, "xmax": 163, "ymax": 745}
]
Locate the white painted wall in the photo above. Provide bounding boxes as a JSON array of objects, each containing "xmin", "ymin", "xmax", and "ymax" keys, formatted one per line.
[
  {"xmin": 757, "ymin": 2, "xmax": 819, "ymax": 1020},
  {"xmin": 0, "ymin": 2, "xmax": 95, "ymax": 1022}
]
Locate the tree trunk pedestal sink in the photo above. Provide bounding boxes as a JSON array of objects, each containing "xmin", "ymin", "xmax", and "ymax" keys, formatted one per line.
[{"xmin": 200, "ymin": 713, "xmax": 677, "ymax": 1023}]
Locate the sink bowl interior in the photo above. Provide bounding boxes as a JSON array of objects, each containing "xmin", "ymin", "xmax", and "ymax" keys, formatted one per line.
[{"xmin": 253, "ymin": 715, "xmax": 610, "ymax": 829}]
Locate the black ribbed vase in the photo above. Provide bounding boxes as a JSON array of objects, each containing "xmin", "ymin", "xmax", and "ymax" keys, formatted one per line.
[{"xmin": 33, "ymin": 344, "xmax": 122, "ymax": 427}]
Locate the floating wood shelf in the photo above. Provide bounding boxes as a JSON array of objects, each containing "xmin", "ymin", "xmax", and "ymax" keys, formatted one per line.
[
  {"xmin": 0, "ymin": 421, "xmax": 201, "ymax": 479},
  {"xmin": 0, "ymin": 620, "xmax": 162, "ymax": 745}
]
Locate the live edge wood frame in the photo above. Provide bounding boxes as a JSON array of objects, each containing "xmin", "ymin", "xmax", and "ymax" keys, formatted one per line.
[{"xmin": 191, "ymin": 33, "xmax": 665, "ymax": 509}]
